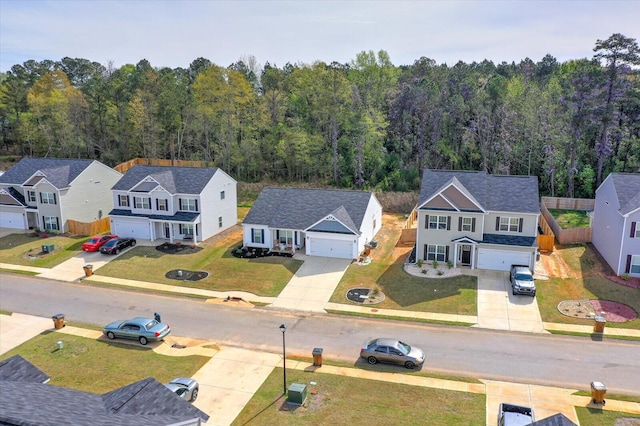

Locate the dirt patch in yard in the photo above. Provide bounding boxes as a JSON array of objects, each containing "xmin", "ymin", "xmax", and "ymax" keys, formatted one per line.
[{"xmin": 558, "ymin": 300, "xmax": 637, "ymax": 322}]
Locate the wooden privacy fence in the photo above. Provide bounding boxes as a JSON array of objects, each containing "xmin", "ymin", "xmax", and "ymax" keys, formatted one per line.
[
  {"xmin": 537, "ymin": 213, "xmax": 555, "ymax": 252},
  {"xmin": 540, "ymin": 198, "xmax": 593, "ymax": 245},
  {"xmin": 398, "ymin": 210, "xmax": 417, "ymax": 246},
  {"xmin": 67, "ymin": 217, "xmax": 110, "ymax": 236},
  {"xmin": 114, "ymin": 158, "xmax": 210, "ymax": 174}
]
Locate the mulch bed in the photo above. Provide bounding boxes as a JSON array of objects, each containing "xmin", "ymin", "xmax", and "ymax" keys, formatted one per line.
[
  {"xmin": 606, "ymin": 275, "xmax": 640, "ymax": 289},
  {"xmin": 165, "ymin": 269, "xmax": 209, "ymax": 282},
  {"xmin": 155, "ymin": 243, "xmax": 202, "ymax": 255},
  {"xmin": 346, "ymin": 287, "xmax": 385, "ymax": 304},
  {"xmin": 557, "ymin": 299, "xmax": 637, "ymax": 322}
]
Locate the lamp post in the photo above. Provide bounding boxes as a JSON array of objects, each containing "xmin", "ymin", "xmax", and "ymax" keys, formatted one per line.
[{"xmin": 279, "ymin": 323, "xmax": 287, "ymax": 394}]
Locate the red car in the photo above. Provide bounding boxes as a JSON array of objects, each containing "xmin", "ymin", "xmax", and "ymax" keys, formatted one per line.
[{"xmin": 82, "ymin": 234, "xmax": 118, "ymax": 252}]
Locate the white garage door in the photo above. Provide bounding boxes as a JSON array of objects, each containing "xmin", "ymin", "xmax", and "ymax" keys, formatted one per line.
[
  {"xmin": 309, "ymin": 237, "xmax": 353, "ymax": 259},
  {"xmin": 0, "ymin": 212, "xmax": 25, "ymax": 229},
  {"xmin": 114, "ymin": 220, "xmax": 150, "ymax": 239},
  {"xmin": 477, "ymin": 248, "xmax": 531, "ymax": 271}
]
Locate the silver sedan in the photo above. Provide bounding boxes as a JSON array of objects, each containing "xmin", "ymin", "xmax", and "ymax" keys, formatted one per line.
[
  {"xmin": 165, "ymin": 377, "xmax": 199, "ymax": 402},
  {"xmin": 360, "ymin": 338, "xmax": 425, "ymax": 369}
]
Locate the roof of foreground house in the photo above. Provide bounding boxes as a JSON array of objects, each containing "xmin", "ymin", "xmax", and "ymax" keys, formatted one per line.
[
  {"xmin": 0, "ymin": 355, "xmax": 49, "ymax": 384},
  {"xmin": 0, "ymin": 158, "xmax": 96, "ymax": 189}
]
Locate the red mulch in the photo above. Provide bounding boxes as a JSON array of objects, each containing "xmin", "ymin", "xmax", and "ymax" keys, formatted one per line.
[
  {"xmin": 590, "ymin": 300, "xmax": 638, "ymax": 322},
  {"xmin": 606, "ymin": 275, "xmax": 640, "ymax": 289}
]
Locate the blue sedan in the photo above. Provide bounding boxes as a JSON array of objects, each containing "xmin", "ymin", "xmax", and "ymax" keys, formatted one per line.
[{"xmin": 103, "ymin": 317, "xmax": 171, "ymax": 345}]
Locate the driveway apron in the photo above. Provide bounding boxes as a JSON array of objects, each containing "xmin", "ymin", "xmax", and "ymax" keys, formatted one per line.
[
  {"xmin": 269, "ymin": 254, "xmax": 351, "ymax": 312},
  {"xmin": 474, "ymin": 270, "xmax": 547, "ymax": 333}
]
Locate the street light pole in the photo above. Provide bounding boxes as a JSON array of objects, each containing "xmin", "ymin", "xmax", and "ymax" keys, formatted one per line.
[{"xmin": 279, "ymin": 323, "xmax": 287, "ymax": 395}]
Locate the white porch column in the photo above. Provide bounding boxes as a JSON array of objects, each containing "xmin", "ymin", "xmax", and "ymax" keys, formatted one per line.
[{"xmin": 453, "ymin": 243, "xmax": 458, "ymax": 268}]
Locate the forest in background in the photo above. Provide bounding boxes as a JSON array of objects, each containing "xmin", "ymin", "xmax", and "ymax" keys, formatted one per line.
[{"xmin": 1, "ymin": 33, "xmax": 638, "ymax": 198}]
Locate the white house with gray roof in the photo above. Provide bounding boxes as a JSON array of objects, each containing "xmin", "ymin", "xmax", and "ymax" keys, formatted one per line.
[
  {"xmin": 109, "ymin": 165, "xmax": 237, "ymax": 243},
  {"xmin": 0, "ymin": 157, "xmax": 122, "ymax": 232},
  {"xmin": 242, "ymin": 187, "xmax": 382, "ymax": 259},
  {"xmin": 592, "ymin": 172, "xmax": 640, "ymax": 277},
  {"xmin": 415, "ymin": 169, "xmax": 540, "ymax": 271}
]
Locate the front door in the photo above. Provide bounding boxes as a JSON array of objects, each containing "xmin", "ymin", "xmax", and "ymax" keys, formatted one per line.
[
  {"xmin": 461, "ymin": 245, "xmax": 471, "ymax": 264},
  {"xmin": 164, "ymin": 223, "xmax": 170, "ymax": 239}
]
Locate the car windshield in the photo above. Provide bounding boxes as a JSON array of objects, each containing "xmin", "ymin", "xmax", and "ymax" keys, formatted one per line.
[
  {"xmin": 515, "ymin": 273, "xmax": 533, "ymax": 281},
  {"xmin": 87, "ymin": 238, "xmax": 99, "ymax": 244},
  {"xmin": 396, "ymin": 341, "xmax": 411, "ymax": 355},
  {"xmin": 104, "ymin": 240, "xmax": 117, "ymax": 247},
  {"xmin": 144, "ymin": 320, "xmax": 159, "ymax": 330}
]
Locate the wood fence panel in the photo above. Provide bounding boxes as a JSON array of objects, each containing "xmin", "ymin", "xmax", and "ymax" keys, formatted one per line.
[
  {"xmin": 540, "ymin": 199, "xmax": 592, "ymax": 245},
  {"xmin": 538, "ymin": 235, "xmax": 555, "ymax": 252},
  {"xmin": 67, "ymin": 217, "xmax": 111, "ymax": 236},
  {"xmin": 398, "ymin": 228, "xmax": 417, "ymax": 246},
  {"xmin": 113, "ymin": 158, "xmax": 210, "ymax": 174},
  {"xmin": 541, "ymin": 197, "xmax": 595, "ymax": 211}
]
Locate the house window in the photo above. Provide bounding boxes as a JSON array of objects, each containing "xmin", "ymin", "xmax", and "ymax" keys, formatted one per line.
[
  {"xmin": 631, "ymin": 255, "xmax": 640, "ymax": 274},
  {"xmin": 462, "ymin": 217, "xmax": 473, "ymax": 232},
  {"xmin": 220, "ymin": 190, "xmax": 225, "ymax": 200},
  {"xmin": 500, "ymin": 217, "xmax": 519, "ymax": 232},
  {"xmin": 157, "ymin": 199, "xmax": 168, "ymax": 211},
  {"xmin": 634, "ymin": 223, "xmax": 640, "ymax": 238},
  {"xmin": 27, "ymin": 191, "xmax": 36, "ymax": 203},
  {"xmin": 218, "ymin": 216, "xmax": 223, "ymax": 228},
  {"xmin": 429, "ymin": 215, "xmax": 448, "ymax": 230},
  {"xmin": 180, "ymin": 198, "xmax": 198, "ymax": 212},
  {"xmin": 119, "ymin": 195, "xmax": 129, "ymax": 207},
  {"xmin": 43, "ymin": 216, "xmax": 59, "ymax": 231},
  {"xmin": 425, "ymin": 244, "xmax": 446, "ymax": 262},
  {"xmin": 279, "ymin": 230, "xmax": 294, "ymax": 245},
  {"xmin": 41, "ymin": 192, "xmax": 56, "ymax": 204},
  {"xmin": 134, "ymin": 197, "xmax": 151, "ymax": 209},
  {"xmin": 180, "ymin": 224, "xmax": 194, "ymax": 236},
  {"xmin": 252, "ymin": 228, "xmax": 263, "ymax": 244}
]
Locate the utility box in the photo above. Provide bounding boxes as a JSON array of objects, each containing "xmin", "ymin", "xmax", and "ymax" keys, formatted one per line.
[
  {"xmin": 287, "ymin": 383, "xmax": 307, "ymax": 405},
  {"xmin": 591, "ymin": 381, "xmax": 607, "ymax": 404},
  {"xmin": 312, "ymin": 347, "xmax": 323, "ymax": 367},
  {"xmin": 42, "ymin": 244, "xmax": 54, "ymax": 253}
]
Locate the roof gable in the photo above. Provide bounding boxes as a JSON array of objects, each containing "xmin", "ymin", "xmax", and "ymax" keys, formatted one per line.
[
  {"xmin": 0, "ymin": 158, "xmax": 95, "ymax": 189},
  {"xmin": 0, "ymin": 355, "xmax": 49, "ymax": 384},
  {"xmin": 609, "ymin": 172, "xmax": 640, "ymax": 215},
  {"xmin": 112, "ymin": 165, "xmax": 221, "ymax": 195}
]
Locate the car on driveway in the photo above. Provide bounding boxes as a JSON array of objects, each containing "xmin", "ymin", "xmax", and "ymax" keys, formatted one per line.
[
  {"xmin": 360, "ymin": 337, "xmax": 425, "ymax": 369},
  {"xmin": 103, "ymin": 317, "xmax": 170, "ymax": 345},
  {"xmin": 99, "ymin": 237, "xmax": 136, "ymax": 255},
  {"xmin": 509, "ymin": 265, "xmax": 537, "ymax": 296},
  {"xmin": 82, "ymin": 234, "xmax": 118, "ymax": 252},
  {"xmin": 165, "ymin": 377, "xmax": 199, "ymax": 402}
]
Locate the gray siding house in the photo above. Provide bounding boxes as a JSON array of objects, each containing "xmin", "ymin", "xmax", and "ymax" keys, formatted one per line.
[
  {"xmin": 592, "ymin": 172, "xmax": 640, "ymax": 277},
  {"xmin": 0, "ymin": 158, "xmax": 122, "ymax": 232},
  {"xmin": 415, "ymin": 170, "xmax": 540, "ymax": 271}
]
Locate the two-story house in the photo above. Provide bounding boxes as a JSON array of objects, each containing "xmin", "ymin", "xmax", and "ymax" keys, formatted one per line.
[
  {"xmin": 0, "ymin": 158, "xmax": 122, "ymax": 232},
  {"xmin": 592, "ymin": 172, "xmax": 640, "ymax": 277},
  {"xmin": 109, "ymin": 165, "xmax": 237, "ymax": 243},
  {"xmin": 415, "ymin": 169, "xmax": 540, "ymax": 271}
]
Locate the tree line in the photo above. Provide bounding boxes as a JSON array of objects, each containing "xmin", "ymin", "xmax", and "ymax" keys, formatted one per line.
[{"xmin": 1, "ymin": 33, "xmax": 638, "ymax": 198}]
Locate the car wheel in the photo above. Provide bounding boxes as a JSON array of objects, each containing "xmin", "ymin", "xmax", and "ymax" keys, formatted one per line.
[
  {"xmin": 131, "ymin": 240, "xmax": 136, "ymax": 247},
  {"xmin": 367, "ymin": 356, "xmax": 377, "ymax": 365},
  {"xmin": 405, "ymin": 361, "xmax": 416, "ymax": 369},
  {"xmin": 139, "ymin": 336, "xmax": 148, "ymax": 345},
  {"xmin": 114, "ymin": 248, "xmax": 119, "ymax": 255},
  {"xmin": 106, "ymin": 331, "xmax": 115, "ymax": 340},
  {"xmin": 512, "ymin": 288, "xmax": 517, "ymax": 295},
  {"xmin": 190, "ymin": 387, "xmax": 198, "ymax": 402}
]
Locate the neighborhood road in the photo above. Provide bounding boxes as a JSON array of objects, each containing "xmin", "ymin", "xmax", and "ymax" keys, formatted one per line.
[{"xmin": 2, "ymin": 273, "xmax": 639, "ymax": 395}]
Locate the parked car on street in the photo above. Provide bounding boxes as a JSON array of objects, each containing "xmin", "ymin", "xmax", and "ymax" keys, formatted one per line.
[
  {"xmin": 82, "ymin": 234, "xmax": 118, "ymax": 252},
  {"xmin": 103, "ymin": 317, "xmax": 170, "ymax": 345},
  {"xmin": 509, "ymin": 265, "xmax": 537, "ymax": 296},
  {"xmin": 165, "ymin": 377, "xmax": 199, "ymax": 402},
  {"xmin": 99, "ymin": 237, "xmax": 136, "ymax": 255},
  {"xmin": 360, "ymin": 338, "xmax": 425, "ymax": 369}
]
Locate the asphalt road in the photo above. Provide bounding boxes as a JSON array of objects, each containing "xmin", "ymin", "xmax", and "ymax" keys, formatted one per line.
[{"xmin": 2, "ymin": 272, "xmax": 639, "ymax": 395}]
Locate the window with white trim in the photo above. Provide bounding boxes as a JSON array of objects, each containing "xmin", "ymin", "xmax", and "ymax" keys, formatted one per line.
[
  {"xmin": 500, "ymin": 217, "xmax": 519, "ymax": 232},
  {"xmin": 119, "ymin": 195, "xmax": 129, "ymax": 207},
  {"xmin": 462, "ymin": 217, "xmax": 473, "ymax": 232},
  {"xmin": 279, "ymin": 230, "xmax": 294, "ymax": 245},
  {"xmin": 631, "ymin": 255, "xmax": 640, "ymax": 274},
  {"xmin": 157, "ymin": 199, "xmax": 168, "ymax": 211},
  {"xmin": 252, "ymin": 228, "xmax": 263, "ymax": 244},
  {"xmin": 220, "ymin": 190, "xmax": 225, "ymax": 200},
  {"xmin": 181, "ymin": 198, "xmax": 197, "ymax": 211},
  {"xmin": 134, "ymin": 197, "xmax": 150, "ymax": 209},
  {"xmin": 425, "ymin": 244, "xmax": 446, "ymax": 262},
  {"xmin": 41, "ymin": 192, "xmax": 55, "ymax": 204},
  {"xmin": 218, "ymin": 216, "xmax": 223, "ymax": 228},
  {"xmin": 635, "ymin": 226, "xmax": 640, "ymax": 238},
  {"xmin": 43, "ymin": 216, "xmax": 59, "ymax": 231},
  {"xmin": 27, "ymin": 191, "xmax": 36, "ymax": 203},
  {"xmin": 180, "ymin": 224, "xmax": 194, "ymax": 236},
  {"xmin": 429, "ymin": 215, "xmax": 448, "ymax": 230}
]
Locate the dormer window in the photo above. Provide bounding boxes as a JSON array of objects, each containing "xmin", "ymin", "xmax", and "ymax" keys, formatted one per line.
[
  {"xmin": 27, "ymin": 191, "xmax": 36, "ymax": 203},
  {"xmin": 134, "ymin": 197, "xmax": 151, "ymax": 209}
]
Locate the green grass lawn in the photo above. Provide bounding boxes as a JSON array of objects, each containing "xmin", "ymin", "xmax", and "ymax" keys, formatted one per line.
[
  {"xmin": 0, "ymin": 233, "xmax": 85, "ymax": 267},
  {"xmin": 575, "ymin": 407, "xmax": 640, "ymax": 426},
  {"xmin": 549, "ymin": 209, "xmax": 591, "ymax": 228},
  {"xmin": 0, "ymin": 332, "xmax": 209, "ymax": 393},
  {"xmin": 231, "ymin": 367, "xmax": 485, "ymax": 426},
  {"xmin": 330, "ymin": 215, "xmax": 477, "ymax": 315}
]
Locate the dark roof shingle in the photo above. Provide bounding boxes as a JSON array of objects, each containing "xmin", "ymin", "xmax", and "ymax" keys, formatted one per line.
[
  {"xmin": 0, "ymin": 158, "xmax": 95, "ymax": 189},
  {"xmin": 112, "ymin": 165, "xmax": 227, "ymax": 195}
]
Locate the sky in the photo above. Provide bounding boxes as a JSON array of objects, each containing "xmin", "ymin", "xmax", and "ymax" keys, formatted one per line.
[{"xmin": 1, "ymin": 0, "xmax": 639, "ymax": 73}]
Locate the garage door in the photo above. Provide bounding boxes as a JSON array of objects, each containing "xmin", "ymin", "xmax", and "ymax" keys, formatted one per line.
[
  {"xmin": 477, "ymin": 248, "xmax": 531, "ymax": 271},
  {"xmin": 0, "ymin": 211, "xmax": 25, "ymax": 229},
  {"xmin": 309, "ymin": 237, "xmax": 353, "ymax": 259},
  {"xmin": 114, "ymin": 220, "xmax": 150, "ymax": 239}
]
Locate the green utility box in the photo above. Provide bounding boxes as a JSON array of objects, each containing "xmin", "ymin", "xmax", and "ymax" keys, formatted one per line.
[
  {"xmin": 287, "ymin": 383, "xmax": 307, "ymax": 405},
  {"xmin": 42, "ymin": 244, "xmax": 54, "ymax": 253}
]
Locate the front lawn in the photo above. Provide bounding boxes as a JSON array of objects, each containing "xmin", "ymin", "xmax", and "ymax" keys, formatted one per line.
[
  {"xmin": 548, "ymin": 209, "xmax": 591, "ymax": 228},
  {"xmin": 330, "ymin": 214, "xmax": 477, "ymax": 315},
  {"xmin": 575, "ymin": 407, "xmax": 640, "ymax": 426},
  {"xmin": 0, "ymin": 332, "xmax": 209, "ymax": 393},
  {"xmin": 231, "ymin": 367, "xmax": 485, "ymax": 425},
  {"xmin": 0, "ymin": 233, "xmax": 85, "ymax": 267}
]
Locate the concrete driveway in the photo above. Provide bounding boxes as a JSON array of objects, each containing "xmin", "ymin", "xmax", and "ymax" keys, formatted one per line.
[{"xmin": 474, "ymin": 270, "xmax": 546, "ymax": 333}]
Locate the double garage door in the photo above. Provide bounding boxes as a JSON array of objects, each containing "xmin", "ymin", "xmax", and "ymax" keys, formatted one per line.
[
  {"xmin": 308, "ymin": 237, "xmax": 354, "ymax": 259},
  {"xmin": 113, "ymin": 220, "xmax": 151, "ymax": 240},
  {"xmin": 0, "ymin": 212, "xmax": 25, "ymax": 229},
  {"xmin": 477, "ymin": 248, "xmax": 532, "ymax": 271}
]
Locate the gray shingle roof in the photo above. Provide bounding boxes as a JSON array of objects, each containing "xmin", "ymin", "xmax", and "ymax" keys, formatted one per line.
[
  {"xmin": 0, "ymin": 377, "xmax": 208, "ymax": 426},
  {"xmin": 0, "ymin": 355, "xmax": 49, "ymax": 384},
  {"xmin": 531, "ymin": 413, "xmax": 577, "ymax": 426},
  {"xmin": 112, "ymin": 165, "xmax": 225, "ymax": 195},
  {"xmin": 242, "ymin": 187, "xmax": 375, "ymax": 234},
  {"xmin": 609, "ymin": 172, "xmax": 640, "ymax": 215},
  {"xmin": 418, "ymin": 170, "xmax": 540, "ymax": 214},
  {"xmin": 0, "ymin": 158, "xmax": 95, "ymax": 189},
  {"xmin": 108, "ymin": 209, "xmax": 200, "ymax": 222}
]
